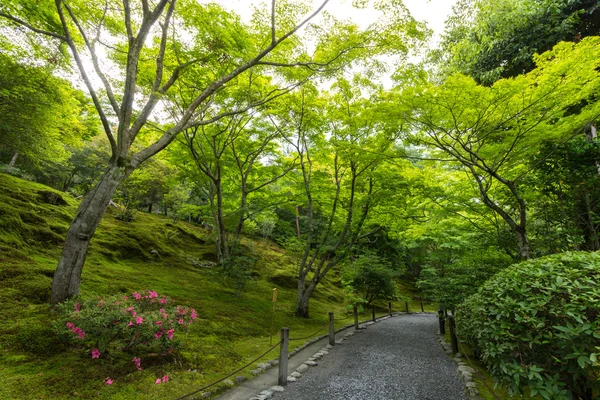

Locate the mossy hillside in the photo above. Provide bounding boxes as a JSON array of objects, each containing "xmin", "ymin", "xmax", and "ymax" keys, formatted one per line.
[{"xmin": 0, "ymin": 173, "xmax": 420, "ymax": 399}]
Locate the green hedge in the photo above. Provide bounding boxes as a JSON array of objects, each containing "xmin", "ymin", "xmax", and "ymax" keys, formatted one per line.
[{"xmin": 456, "ymin": 252, "xmax": 600, "ymax": 400}]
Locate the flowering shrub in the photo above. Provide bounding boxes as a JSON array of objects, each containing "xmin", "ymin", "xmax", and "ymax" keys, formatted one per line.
[{"xmin": 54, "ymin": 290, "xmax": 198, "ymax": 368}]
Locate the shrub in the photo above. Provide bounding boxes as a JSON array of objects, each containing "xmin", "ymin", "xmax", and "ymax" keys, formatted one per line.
[
  {"xmin": 341, "ymin": 252, "xmax": 400, "ymax": 306},
  {"xmin": 455, "ymin": 252, "xmax": 600, "ymax": 400},
  {"xmin": 53, "ymin": 290, "xmax": 198, "ymax": 369}
]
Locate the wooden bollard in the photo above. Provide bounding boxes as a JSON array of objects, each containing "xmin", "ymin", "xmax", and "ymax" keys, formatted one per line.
[
  {"xmin": 372, "ymin": 305, "xmax": 376, "ymax": 322},
  {"xmin": 278, "ymin": 327, "xmax": 289, "ymax": 386},
  {"xmin": 388, "ymin": 301, "xmax": 392, "ymax": 317},
  {"xmin": 448, "ymin": 315, "xmax": 458, "ymax": 354},
  {"xmin": 405, "ymin": 301, "xmax": 409, "ymax": 314},
  {"xmin": 328, "ymin": 312, "xmax": 335, "ymax": 346},
  {"xmin": 420, "ymin": 301, "xmax": 424, "ymax": 313},
  {"xmin": 438, "ymin": 308, "xmax": 446, "ymax": 335},
  {"xmin": 353, "ymin": 305, "xmax": 359, "ymax": 330}
]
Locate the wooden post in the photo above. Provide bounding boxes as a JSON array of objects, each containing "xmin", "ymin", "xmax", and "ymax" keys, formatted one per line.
[
  {"xmin": 278, "ymin": 327, "xmax": 289, "ymax": 386},
  {"xmin": 328, "ymin": 312, "xmax": 335, "ymax": 346},
  {"xmin": 405, "ymin": 301, "xmax": 409, "ymax": 314},
  {"xmin": 388, "ymin": 301, "xmax": 392, "ymax": 317},
  {"xmin": 448, "ymin": 315, "xmax": 458, "ymax": 354},
  {"xmin": 420, "ymin": 301, "xmax": 424, "ymax": 313},
  {"xmin": 353, "ymin": 305, "xmax": 359, "ymax": 330},
  {"xmin": 438, "ymin": 308, "xmax": 446, "ymax": 335},
  {"xmin": 372, "ymin": 305, "xmax": 376, "ymax": 322}
]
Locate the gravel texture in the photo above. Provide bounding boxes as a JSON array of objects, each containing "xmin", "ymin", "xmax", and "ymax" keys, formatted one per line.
[{"xmin": 273, "ymin": 313, "xmax": 466, "ymax": 400}]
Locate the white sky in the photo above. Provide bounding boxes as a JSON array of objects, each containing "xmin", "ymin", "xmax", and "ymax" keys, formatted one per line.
[{"xmin": 217, "ymin": 0, "xmax": 457, "ymax": 46}]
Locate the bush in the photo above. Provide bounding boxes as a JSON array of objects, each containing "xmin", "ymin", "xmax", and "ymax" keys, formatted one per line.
[
  {"xmin": 341, "ymin": 252, "xmax": 400, "ymax": 306},
  {"xmin": 53, "ymin": 290, "xmax": 198, "ymax": 370},
  {"xmin": 455, "ymin": 252, "xmax": 600, "ymax": 400}
]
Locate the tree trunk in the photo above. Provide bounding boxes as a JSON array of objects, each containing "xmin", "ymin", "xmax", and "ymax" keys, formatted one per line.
[
  {"xmin": 295, "ymin": 279, "xmax": 316, "ymax": 318},
  {"xmin": 584, "ymin": 193, "xmax": 599, "ymax": 250},
  {"xmin": 215, "ymin": 176, "xmax": 229, "ymax": 261},
  {"xmin": 7, "ymin": 151, "xmax": 18, "ymax": 173},
  {"xmin": 148, "ymin": 203, "xmax": 153, "ymax": 213},
  {"xmin": 234, "ymin": 188, "xmax": 247, "ymax": 238},
  {"xmin": 516, "ymin": 227, "xmax": 531, "ymax": 260},
  {"xmin": 51, "ymin": 163, "xmax": 131, "ymax": 304}
]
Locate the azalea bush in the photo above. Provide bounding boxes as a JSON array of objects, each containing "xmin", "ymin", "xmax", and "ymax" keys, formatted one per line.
[
  {"xmin": 456, "ymin": 252, "xmax": 600, "ymax": 400},
  {"xmin": 54, "ymin": 290, "xmax": 198, "ymax": 369}
]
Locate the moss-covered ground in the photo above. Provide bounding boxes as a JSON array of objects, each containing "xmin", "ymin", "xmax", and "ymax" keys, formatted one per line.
[{"xmin": 0, "ymin": 173, "xmax": 435, "ymax": 399}]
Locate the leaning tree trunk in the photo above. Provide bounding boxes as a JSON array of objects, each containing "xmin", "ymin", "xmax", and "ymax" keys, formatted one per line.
[
  {"xmin": 51, "ymin": 163, "xmax": 131, "ymax": 304},
  {"xmin": 7, "ymin": 151, "xmax": 18, "ymax": 173}
]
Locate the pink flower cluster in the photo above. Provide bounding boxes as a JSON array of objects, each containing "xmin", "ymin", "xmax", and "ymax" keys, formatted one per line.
[
  {"xmin": 66, "ymin": 322, "xmax": 85, "ymax": 339},
  {"xmin": 132, "ymin": 357, "xmax": 142, "ymax": 371},
  {"xmin": 91, "ymin": 348, "xmax": 101, "ymax": 359},
  {"xmin": 155, "ymin": 375, "xmax": 169, "ymax": 384}
]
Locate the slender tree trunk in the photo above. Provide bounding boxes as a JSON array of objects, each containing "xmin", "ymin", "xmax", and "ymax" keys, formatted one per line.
[
  {"xmin": 148, "ymin": 203, "xmax": 153, "ymax": 213},
  {"xmin": 51, "ymin": 163, "xmax": 131, "ymax": 304},
  {"xmin": 7, "ymin": 151, "xmax": 18, "ymax": 173},
  {"xmin": 584, "ymin": 193, "xmax": 599, "ymax": 250},
  {"xmin": 234, "ymin": 187, "xmax": 247, "ymax": 238},
  {"xmin": 515, "ymin": 227, "xmax": 531, "ymax": 260},
  {"xmin": 215, "ymin": 175, "xmax": 229, "ymax": 260}
]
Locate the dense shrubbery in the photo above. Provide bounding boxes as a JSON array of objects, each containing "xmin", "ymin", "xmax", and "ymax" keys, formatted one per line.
[
  {"xmin": 54, "ymin": 290, "xmax": 197, "ymax": 370},
  {"xmin": 456, "ymin": 252, "xmax": 600, "ymax": 400}
]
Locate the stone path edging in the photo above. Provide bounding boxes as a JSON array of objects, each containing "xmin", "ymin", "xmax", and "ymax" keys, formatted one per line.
[{"xmin": 437, "ymin": 334, "xmax": 484, "ymax": 400}]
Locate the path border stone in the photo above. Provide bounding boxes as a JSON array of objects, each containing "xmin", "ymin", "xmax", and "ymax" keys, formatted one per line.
[{"xmin": 437, "ymin": 334, "xmax": 483, "ymax": 400}]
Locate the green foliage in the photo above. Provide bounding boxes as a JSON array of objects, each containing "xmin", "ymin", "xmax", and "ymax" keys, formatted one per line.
[
  {"xmin": 456, "ymin": 252, "xmax": 600, "ymax": 399},
  {"xmin": 219, "ymin": 242, "xmax": 259, "ymax": 297},
  {"xmin": 341, "ymin": 252, "xmax": 400, "ymax": 305}
]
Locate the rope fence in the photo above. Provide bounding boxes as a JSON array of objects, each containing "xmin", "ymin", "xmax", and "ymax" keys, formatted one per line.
[
  {"xmin": 174, "ymin": 339, "xmax": 282, "ymax": 400},
  {"xmin": 289, "ymin": 323, "xmax": 329, "ymax": 341}
]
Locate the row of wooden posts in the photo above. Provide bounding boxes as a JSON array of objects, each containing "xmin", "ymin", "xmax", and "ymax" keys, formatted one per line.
[
  {"xmin": 438, "ymin": 310, "xmax": 459, "ymax": 354},
  {"xmin": 276, "ymin": 301, "xmax": 427, "ymax": 386}
]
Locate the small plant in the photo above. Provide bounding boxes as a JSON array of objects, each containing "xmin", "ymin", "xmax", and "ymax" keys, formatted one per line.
[
  {"xmin": 54, "ymin": 290, "xmax": 198, "ymax": 367},
  {"xmin": 114, "ymin": 203, "xmax": 137, "ymax": 222}
]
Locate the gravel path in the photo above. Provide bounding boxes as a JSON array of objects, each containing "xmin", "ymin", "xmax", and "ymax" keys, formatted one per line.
[{"xmin": 273, "ymin": 313, "xmax": 466, "ymax": 400}]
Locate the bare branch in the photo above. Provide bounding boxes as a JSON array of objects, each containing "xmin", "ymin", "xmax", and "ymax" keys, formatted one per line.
[
  {"xmin": 63, "ymin": 3, "xmax": 121, "ymax": 117},
  {"xmin": 54, "ymin": 0, "xmax": 117, "ymax": 158},
  {"xmin": 0, "ymin": 12, "xmax": 67, "ymax": 41}
]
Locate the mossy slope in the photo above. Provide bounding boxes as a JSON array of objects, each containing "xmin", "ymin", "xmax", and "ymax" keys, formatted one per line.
[{"xmin": 0, "ymin": 173, "xmax": 423, "ymax": 399}]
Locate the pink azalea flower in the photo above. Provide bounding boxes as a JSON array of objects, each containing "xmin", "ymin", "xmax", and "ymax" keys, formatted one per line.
[
  {"xmin": 155, "ymin": 378, "xmax": 162, "ymax": 385},
  {"xmin": 127, "ymin": 320, "xmax": 134, "ymax": 327},
  {"xmin": 132, "ymin": 311, "xmax": 137, "ymax": 317},
  {"xmin": 126, "ymin": 307, "xmax": 134, "ymax": 312},
  {"xmin": 66, "ymin": 322, "xmax": 74, "ymax": 329},
  {"xmin": 132, "ymin": 357, "xmax": 142, "ymax": 371},
  {"xmin": 190, "ymin": 310, "xmax": 198, "ymax": 320},
  {"xmin": 132, "ymin": 292, "xmax": 141, "ymax": 300},
  {"xmin": 162, "ymin": 375, "xmax": 169, "ymax": 383},
  {"xmin": 73, "ymin": 327, "xmax": 82, "ymax": 334},
  {"xmin": 123, "ymin": 295, "xmax": 129, "ymax": 300},
  {"xmin": 74, "ymin": 302, "xmax": 81, "ymax": 312},
  {"xmin": 160, "ymin": 298, "xmax": 167, "ymax": 304},
  {"xmin": 155, "ymin": 331, "xmax": 163, "ymax": 340},
  {"xmin": 178, "ymin": 319, "xmax": 184, "ymax": 325},
  {"xmin": 105, "ymin": 378, "xmax": 114, "ymax": 385},
  {"xmin": 135, "ymin": 317, "xmax": 144, "ymax": 324},
  {"xmin": 156, "ymin": 321, "xmax": 162, "ymax": 325},
  {"xmin": 78, "ymin": 331, "xmax": 85, "ymax": 339},
  {"xmin": 91, "ymin": 349, "xmax": 100, "ymax": 359},
  {"xmin": 167, "ymin": 329, "xmax": 174, "ymax": 340},
  {"xmin": 148, "ymin": 291, "xmax": 158, "ymax": 299}
]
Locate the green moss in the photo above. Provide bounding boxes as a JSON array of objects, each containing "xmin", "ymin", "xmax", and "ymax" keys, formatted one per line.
[{"xmin": 0, "ymin": 173, "xmax": 431, "ymax": 399}]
